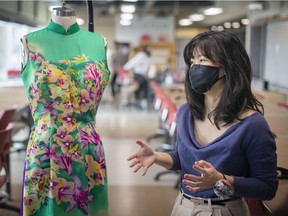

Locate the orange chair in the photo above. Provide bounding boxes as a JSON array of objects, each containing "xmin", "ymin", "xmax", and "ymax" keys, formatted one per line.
[{"xmin": 0, "ymin": 124, "xmax": 20, "ymax": 213}]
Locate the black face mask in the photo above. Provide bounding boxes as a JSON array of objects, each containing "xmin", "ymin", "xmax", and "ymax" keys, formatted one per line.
[{"xmin": 189, "ymin": 64, "xmax": 224, "ymax": 94}]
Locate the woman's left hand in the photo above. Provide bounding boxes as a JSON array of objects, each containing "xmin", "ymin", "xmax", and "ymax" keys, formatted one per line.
[{"xmin": 183, "ymin": 160, "xmax": 223, "ymax": 192}]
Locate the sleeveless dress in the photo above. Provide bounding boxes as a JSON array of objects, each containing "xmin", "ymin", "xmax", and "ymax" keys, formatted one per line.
[{"xmin": 20, "ymin": 20, "xmax": 110, "ymax": 216}]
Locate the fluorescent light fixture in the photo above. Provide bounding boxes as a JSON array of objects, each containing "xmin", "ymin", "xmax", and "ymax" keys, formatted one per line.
[
  {"xmin": 123, "ymin": 0, "xmax": 138, "ymax": 2},
  {"xmin": 204, "ymin": 7, "xmax": 223, "ymax": 16},
  {"xmin": 178, "ymin": 18, "xmax": 193, "ymax": 26},
  {"xmin": 189, "ymin": 14, "xmax": 205, "ymax": 22},
  {"xmin": 224, "ymin": 22, "xmax": 231, "ymax": 28},
  {"xmin": 120, "ymin": 5, "xmax": 136, "ymax": 13},
  {"xmin": 241, "ymin": 19, "xmax": 250, "ymax": 25},
  {"xmin": 76, "ymin": 18, "xmax": 84, "ymax": 25},
  {"xmin": 232, "ymin": 22, "xmax": 240, "ymax": 28},
  {"xmin": 120, "ymin": 19, "xmax": 132, "ymax": 26},
  {"xmin": 120, "ymin": 13, "xmax": 134, "ymax": 20}
]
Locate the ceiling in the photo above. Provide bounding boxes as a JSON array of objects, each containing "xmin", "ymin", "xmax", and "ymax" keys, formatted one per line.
[{"xmin": 52, "ymin": 1, "xmax": 286, "ymax": 28}]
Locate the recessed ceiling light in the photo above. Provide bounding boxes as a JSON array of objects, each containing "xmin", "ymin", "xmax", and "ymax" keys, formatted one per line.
[
  {"xmin": 232, "ymin": 22, "xmax": 240, "ymax": 28},
  {"xmin": 211, "ymin": 26, "xmax": 218, "ymax": 31},
  {"xmin": 120, "ymin": 5, "xmax": 136, "ymax": 13},
  {"xmin": 120, "ymin": 13, "xmax": 134, "ymax": 20},
  {"xmin": 247, "ymin": 3, "xmax": 263, "ymax": 10},
  {"xmin": 120, "ymin": 19, "xmax": 132, "ymax": 26},
  {"xmin": 224, "ymin": 22, "xmax": 231, "ymax": 28},
  {"xmin": 189, "ymin": 14, "xmax": 205, "ymax": 22},
  {"xmin": 204, "ymin": 7, "xmax": 223, "ymax": 16},
  {"xmin": 179, "ymin": 18, "xmax": 193, "ymax": 26},
  {"xmin": 123, "ymin": 0, "xmax": 138, "ymax": 2},
  {"xmin": 241, "ymin": 19, "xmax": 250, "ymax": 25},
  {"xmin": 217, "ymin": 26, "xmax": 224, "ymax": 31}
]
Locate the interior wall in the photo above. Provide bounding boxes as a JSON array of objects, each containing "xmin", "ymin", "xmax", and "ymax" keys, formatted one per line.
[{"xmin": 264, "ymin": 20, "xmax": 288, "ymax": 93}]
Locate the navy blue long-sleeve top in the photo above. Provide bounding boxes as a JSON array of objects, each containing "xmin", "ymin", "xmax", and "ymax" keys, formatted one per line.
[{"xmin": 168, "ymin": 103, "xmax": 278, "ymax": 200}]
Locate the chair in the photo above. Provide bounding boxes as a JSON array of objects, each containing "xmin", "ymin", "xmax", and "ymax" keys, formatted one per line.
[
  {"xmin": 116, "ymin": 66, "xmax": 144, "ymax": 109},
  {"xmin": 155, "ymin": 94, "xmax": 177, "ymax": 151},
  {"xmin": 245, "ymin": 199, "xmax": 272, "ymax": 216},
  {"xmin": 0, "ymin": 124, "xmax": 20, "ymax": 213},
  {"xmin": 0, "ymin": 108, "xmax": 17, "ymax": 130},
  {"xmin": 154, "ymin": 95, "xmax": 180, "ymax": 188},
  {"xmin": 11, "ymin": 105, "xmax": 34, "ymax": 153},
  {"xmin": 146, "ymin": 80, "xmax": 168, "ymax": 142},
  {"xmin": 277, "ymin": 102, "xmax": 288, "ymax": 110}
]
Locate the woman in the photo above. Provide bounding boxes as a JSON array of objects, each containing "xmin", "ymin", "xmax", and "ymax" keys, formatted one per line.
[{"xmin": 127, "ymin": 31, "xmax": 278, "ymax": 215}]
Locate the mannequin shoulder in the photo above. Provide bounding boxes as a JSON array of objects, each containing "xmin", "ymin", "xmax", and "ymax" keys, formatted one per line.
[{"xmin": 80, "ymin": 30, "xmax": 108, "ymax": 47}]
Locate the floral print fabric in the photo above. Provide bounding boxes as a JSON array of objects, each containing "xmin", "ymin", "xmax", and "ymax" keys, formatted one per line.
[{"xmin": 20, "ymin": 21, "xmax": 110, "ymax": 216}]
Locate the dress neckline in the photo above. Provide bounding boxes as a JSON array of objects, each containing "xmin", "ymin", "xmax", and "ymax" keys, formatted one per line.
[{"xmin": 48, "ymin": 20, "xmax": 80, "ymax": 35}]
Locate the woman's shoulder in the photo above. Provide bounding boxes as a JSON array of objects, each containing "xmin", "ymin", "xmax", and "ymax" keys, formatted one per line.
[
  {"xmin": 177, "ymin": 103, "xmax": 191, "ymax": 122},
  {"xmin": 178, "ymin": 103, "xmax": 189, "ymax": 114},
  {"xmin": 240, "ymin": 110, "xmax": 265, "ymax": 123},
  {"xmin": 239, "ymin": 110, "xmax": 272, "ymax": 135}
]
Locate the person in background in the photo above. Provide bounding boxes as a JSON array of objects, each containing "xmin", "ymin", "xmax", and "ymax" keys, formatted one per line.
[
  {"xmin": 110, "ymin": 41, "xmax": 129, "ymax": 98},
  {"xmin": 123, "ymin": 45, "xmax": 151, "ymax": 107},
  {"xmin": 127, "ymin": 31, "xmax": 278, "ymax": 216}
]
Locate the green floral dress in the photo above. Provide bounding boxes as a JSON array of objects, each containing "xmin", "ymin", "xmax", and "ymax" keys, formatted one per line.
[{"xmin": 20, "ymin": 20, "xmax": 110, "ymax": 216}]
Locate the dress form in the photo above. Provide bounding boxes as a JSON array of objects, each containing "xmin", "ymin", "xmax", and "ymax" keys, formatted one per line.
[
  {"xmin": 52, "ymin": 4, "xmax": 77, "ymax": 31},
  {"xmin": 21, "ymin": 4, "xmax": 77, "ymax": 68}
]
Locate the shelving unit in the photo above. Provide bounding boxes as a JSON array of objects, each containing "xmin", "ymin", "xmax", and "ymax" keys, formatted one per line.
[{"xmin": 140, "ymin": 41, "xmax": 177, "ymax": 75}]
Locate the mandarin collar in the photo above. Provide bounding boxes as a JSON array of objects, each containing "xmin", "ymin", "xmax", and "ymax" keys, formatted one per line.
[{"xmin": 48, "ymin": 20, "xmax": 80, "ymax": 35}]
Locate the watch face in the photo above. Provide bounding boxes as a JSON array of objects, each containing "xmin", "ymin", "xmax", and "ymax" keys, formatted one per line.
[{"xmin": 213, "ymin": 179, "xmax": 234, "ymax": 199}]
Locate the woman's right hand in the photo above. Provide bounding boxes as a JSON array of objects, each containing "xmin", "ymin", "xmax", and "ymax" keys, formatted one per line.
[{"xmin": 127, "ymin": 140, "xmax": 155, "ymax": 176}]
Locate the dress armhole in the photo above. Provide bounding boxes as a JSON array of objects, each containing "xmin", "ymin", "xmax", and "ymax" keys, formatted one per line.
[
  {"xmin": 101, "ymin": 35, "xmax": 108, "ymax": 48},
  {"xmin": 101, "ymin": 35, "xmax": 108, "ymax": 58},
  {"xmin": 20, "ymin": 35, "xmax": 28, "ymax": 70}
]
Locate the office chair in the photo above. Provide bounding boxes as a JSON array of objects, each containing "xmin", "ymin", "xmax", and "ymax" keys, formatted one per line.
[
  {"xmin": 0, "ymin": 108, "xmax": 17, "ymax": 130},
  {"xmin": 245, "ymin": 199, "xmax": 272, "ymax": 216},
  {"xmin": 0, "ymin": 124, "xmax": 20, "ymax": 213}
]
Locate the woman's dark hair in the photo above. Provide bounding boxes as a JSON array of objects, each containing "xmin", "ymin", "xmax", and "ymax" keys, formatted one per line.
[{"xmin": 183, "ymin": 31, "xmax": 263, "ymax": 128}]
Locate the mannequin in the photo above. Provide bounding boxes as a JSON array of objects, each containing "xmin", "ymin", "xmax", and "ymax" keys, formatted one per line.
[
  {"xmin": 20, "ymin": 1, "xmax": 110, "ymax": 214},
  {"xmin": 21, "ymin": 4, "xmax": 77, "ymax": 68},
  {"xmin": 51, "ymin": 3, "xmax": 77, "ymax": 31}
]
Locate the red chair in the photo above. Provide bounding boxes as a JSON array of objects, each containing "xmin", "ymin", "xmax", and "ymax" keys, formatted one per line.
[
  {"xmin": 277, "ymin": 102, "xmax": 288, "ymax": 110},
  {"xmin": 254, "ymin": 92, "xmax": 265, "ymax": 100},
  {"xmin": 154, "ymin": 95, "xmax": 180, "ymax": 188},
  {"xmin": 146, "ymin": 80, "xmax": 168, "ymax": 142},
  {"xmin": 116, "ymin": 66, "xmax": 130, "ymax": 86},
  {"xmin": 245, "ymin": 199, "xmax": 272, "ymax": 216},
  {"xmin": 0, "ymin": 124, "xmax": 20, "ymax": 213}
]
